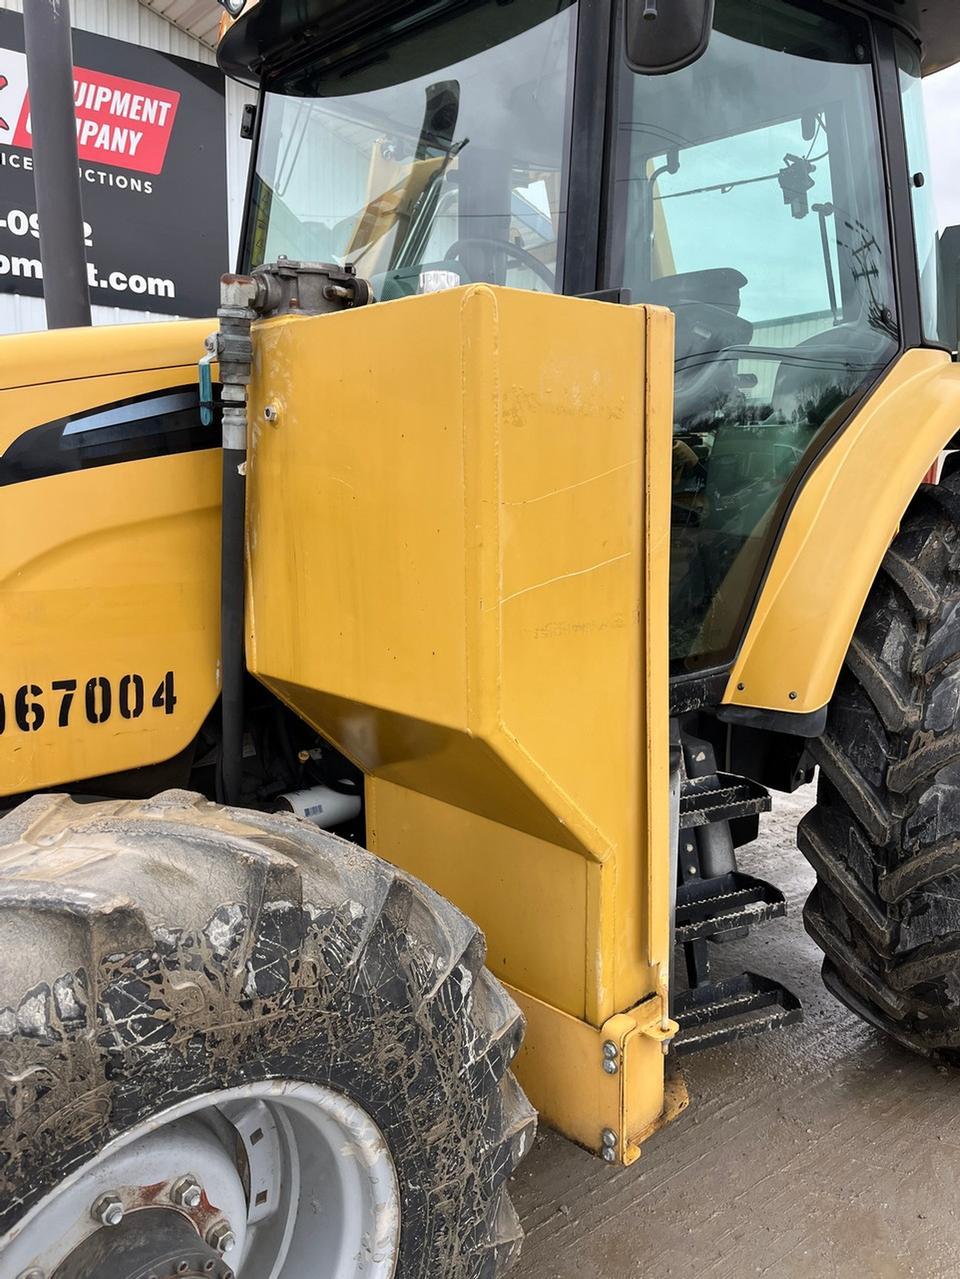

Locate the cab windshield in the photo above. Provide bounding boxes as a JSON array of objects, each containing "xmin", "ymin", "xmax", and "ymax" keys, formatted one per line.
[{"xmin": 246, "ymin": 0, "xmax": 577, "ymax": 299}]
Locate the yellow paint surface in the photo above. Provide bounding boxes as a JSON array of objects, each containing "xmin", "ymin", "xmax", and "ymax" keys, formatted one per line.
[{"xmin": 726, "ymin": 349, "xmax": 960, "ymax": 713}]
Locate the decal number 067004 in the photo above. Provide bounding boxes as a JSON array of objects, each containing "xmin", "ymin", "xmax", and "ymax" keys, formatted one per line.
[{"xmin": 0, "ymin": 671, "xmax": 177, "ymax": 734}]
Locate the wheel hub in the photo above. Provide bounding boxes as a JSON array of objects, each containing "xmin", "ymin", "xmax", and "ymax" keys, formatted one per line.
[
  {"xmin": 2, "ymin": 1081, "xmax": 400, "ymax": 1279},
  {"xmin": 50, "ymin": 1209, "xmax": 233, "ymax": 1279}
]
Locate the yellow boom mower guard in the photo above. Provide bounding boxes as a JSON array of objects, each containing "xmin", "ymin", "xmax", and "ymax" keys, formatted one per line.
[{"xmin": 244, "ymin": 284, "xmax": 684, "ymax": 1162}]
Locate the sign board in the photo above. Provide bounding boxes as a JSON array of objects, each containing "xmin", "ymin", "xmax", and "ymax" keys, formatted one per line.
[{"xmin": 0, "ymin": 12, "xmax": 228, "ymax": 316}]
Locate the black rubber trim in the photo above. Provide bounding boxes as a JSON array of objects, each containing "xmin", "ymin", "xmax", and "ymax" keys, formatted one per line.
[
  {"xmin": 562, "ymin": 0, "xmax": 614, "ymax": 297},
  {"xmin": 0, "ymin": 385, "xmax": 220, "ymax": 486},
  {"xmin": 717, "ymin": 701, "xmax": 829, "ymax": 739},
  {"xmin": 872, "ymin": 20, "xmax": 923, "ymax": 350},
  {"xmin": 237, "ymin": 85, "xmax": 266, "ymax": 274}
]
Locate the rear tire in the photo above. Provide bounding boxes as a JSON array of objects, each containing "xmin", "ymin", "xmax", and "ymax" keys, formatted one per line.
[
  {"xmin": 0, "ymin": 790, "xmax": 534, "ymax": 1277},
  {"xmin": 800, "ymin": 474, "xmax": 960, "ymax": 1062}
]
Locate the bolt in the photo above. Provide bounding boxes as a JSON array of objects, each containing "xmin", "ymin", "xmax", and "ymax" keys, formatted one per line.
[
  {"xmin": 602, "ymin": 1147, "xmax": 617, "ymax": 1163},
  {"xmin": 207, "ymin": 1221, "xmax": 237, "ymax": 1255},
  {"xmin": 602, "ymin": 1128, "xmax": 618, "ymax": 1148},
  {"xmin": 602, "ymin": 1040, "xmax": 618, "ymax": 1059},
  {"xmin": 92, "ymin": 1192, "xmax": 124, "ymax": 1227},
  {"xmin": 263, "ymin": 403, "xmax": 279, "ymax": 423},
  {"xmin": 736, "ymin": 682, "xmax": 745, "ymax": 691},
  {"xmin": 602, "ymin": 1058, "xmax": 619, "ymax": 1075},
  {"xmin": 171, "ymin": 1174, "xmax": 203, "ymax": 1209},
  {"xmin": 789, "ymin": 690, "xmax": 798, "ymax": 701}
]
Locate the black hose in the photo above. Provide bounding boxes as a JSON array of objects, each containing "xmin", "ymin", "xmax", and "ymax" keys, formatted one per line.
[
  {"xmin": 215, "ymin": 282, "xmax": 259, "ymax": 806},
  {"xmin": 219, "ymin": 442, "xmax": 246, "ymax": 806}
]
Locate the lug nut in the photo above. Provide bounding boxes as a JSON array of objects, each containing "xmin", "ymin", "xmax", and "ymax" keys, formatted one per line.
[
  {"xmin": 171, "ymin": 1174, "xmax": 203, "ymax": 1209},
  {"xmin": 207, "ymin": 1221, "xmax": 237, "ymax": 1254},
  {"xmin": 92, "ymin": 1192, "xmax": 124, "ymax": 1227}
]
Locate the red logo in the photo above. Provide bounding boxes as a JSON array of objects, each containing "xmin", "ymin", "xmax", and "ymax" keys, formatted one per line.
[{"xmin": 14, "ymin": 66, "xmax": 180, "ymax": 175}]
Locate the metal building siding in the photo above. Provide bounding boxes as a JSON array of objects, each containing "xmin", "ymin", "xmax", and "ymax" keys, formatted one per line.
[{"xmin": 0, "ymin": 0, "xmax": 254, "ymax": 335}]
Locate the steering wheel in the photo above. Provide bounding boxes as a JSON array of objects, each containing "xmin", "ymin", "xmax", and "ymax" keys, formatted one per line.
[{"xmin": 446, "ymin": 237, "xmax": 557, "ymax": 291}]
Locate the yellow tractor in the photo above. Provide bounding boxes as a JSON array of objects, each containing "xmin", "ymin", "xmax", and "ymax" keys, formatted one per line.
[{"xmin": 1, "ymin": 0, "xmax": 959, "ymax": 1274}]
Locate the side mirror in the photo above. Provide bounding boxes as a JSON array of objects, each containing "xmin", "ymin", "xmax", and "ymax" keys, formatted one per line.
[{"xmin": 625, "ymin": 0, "xmax": 715, "ymax": 76}]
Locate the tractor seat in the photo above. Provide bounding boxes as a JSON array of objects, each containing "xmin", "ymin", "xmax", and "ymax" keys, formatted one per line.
[{"xmin": 639, "ymin": 270, "xmax": 754, "ymax": 425}]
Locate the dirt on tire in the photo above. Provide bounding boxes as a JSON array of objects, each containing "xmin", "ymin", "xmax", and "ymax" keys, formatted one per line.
[{"xmin": 0, "ymin": 790, "xmax": 535, "ymax": 1277}]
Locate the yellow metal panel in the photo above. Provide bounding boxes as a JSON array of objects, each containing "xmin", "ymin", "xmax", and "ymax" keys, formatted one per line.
[
  {"xmin": 367, "ymin": 781, "xmax": 590, "ymax": 1017},
  {"xmin": 0, "ymin": 452, "xmax": 221, "ymax": 797},
  {"xmin": 725, "ymin": 349, "xmax": 960, "ymax": 714},
  {"xmin": 0, "ymin": 323, "xmax": 220, "ymax": 797},
  {"xmin": 506, "ymin": 984, "xmax": 683, "ymax": 1165},
  {"xmin": 247, "ymin": 287, "xmax": 663, "ymax": 852},
  {"xmin": 0, "ymin": 319, "xmax": 210, "ymax": 401},
  {"xmin": 246, "ymin": 284, "xmax": 674, "ymax": 1042}
]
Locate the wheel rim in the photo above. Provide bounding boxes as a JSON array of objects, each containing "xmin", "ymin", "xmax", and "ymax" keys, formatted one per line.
[{"xmin": 1, "ymin": 1080, "xmax": 400, "ymax": 1279}]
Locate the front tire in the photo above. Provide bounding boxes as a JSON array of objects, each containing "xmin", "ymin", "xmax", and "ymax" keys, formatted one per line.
[
  {"xmin": 0, "ymin": 790, "xmax": 535, "ymax": 1278},
  {"xmin": 800, "ymin": 475, "xmax": 960, "ymax": 1061}
]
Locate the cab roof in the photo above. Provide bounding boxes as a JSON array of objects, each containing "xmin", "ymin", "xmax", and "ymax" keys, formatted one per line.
[{"xmin": 217, "ymin": 0, "xmax": 960, "ymax": 86}]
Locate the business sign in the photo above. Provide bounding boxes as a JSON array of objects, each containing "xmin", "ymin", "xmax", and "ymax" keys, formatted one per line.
[{"xmin": 0, "ymin": 13, "xmax": 228, "ymax": 316}]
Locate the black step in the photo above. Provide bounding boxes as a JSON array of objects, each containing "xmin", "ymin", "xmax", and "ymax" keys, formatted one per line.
[
  {"xmin": 675, "ymin": 872, "xmax": 787, "ymax": 943},
  {"xmin": 672, "ymin": 973, "xmax": 802, "ymax": 1055},
  {"xmin": 680, "ymin": 773, "xmax": 771, "ymax": 830}
]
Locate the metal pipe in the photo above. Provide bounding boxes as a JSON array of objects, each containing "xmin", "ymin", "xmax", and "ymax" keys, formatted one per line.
[
  {"xmin": 276, "ymin": 787, "xmax": 363, "ymax": 829},
  {"xmin": 22, "ymin": 0, "xmax": 91, "ymax": 329}
]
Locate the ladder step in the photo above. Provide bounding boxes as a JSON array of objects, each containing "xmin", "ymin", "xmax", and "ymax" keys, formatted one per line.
[
  {"xmin": 672, "ymin": 973, "xmax": 802, "ymax": 1055},
  {"xmin": 675, "ymin": 872, "xmax": 786, "ymax": 943},
  {"xmin": 679, "ymin": 772, "xmax": 771, "ymax": 830}
]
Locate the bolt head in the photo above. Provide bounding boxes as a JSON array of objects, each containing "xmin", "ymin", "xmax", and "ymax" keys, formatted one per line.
[
  {"xmin": 601, "ymin": 1128, "xmax": 618, "ymax": 1148},
  {"xmin": 602, "ymin": 1058, "xmax": 619, "ymax": 1075},
  {"xmin": 92, "ymin": 1193, "xmax": 124, "ymax": 1227},
  {"xmin": 207, "ymin": 1221, "xmax": 237, "ymax": 1254},
  {"xmin": 602, "ymin": 1041, "xmax": 619, "ymax": 1059},
  {"xmin": 172, "ymin": 1174, "xmax": 203, "ymax": 1209},
  {"xmin": 602, "ymin": 1147, "xmax": 617, "ymax": 1163}
]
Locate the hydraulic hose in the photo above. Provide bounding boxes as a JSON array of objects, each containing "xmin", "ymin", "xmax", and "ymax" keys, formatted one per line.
[{"xmin": 214, "ymin": 277, "xmax": 259, "ymax": 806}]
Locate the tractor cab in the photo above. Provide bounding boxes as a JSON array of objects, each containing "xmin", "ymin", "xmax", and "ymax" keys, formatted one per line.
[{"xmin": 221, "ymin": 0, "xmax": 956, "ymax": 697}]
